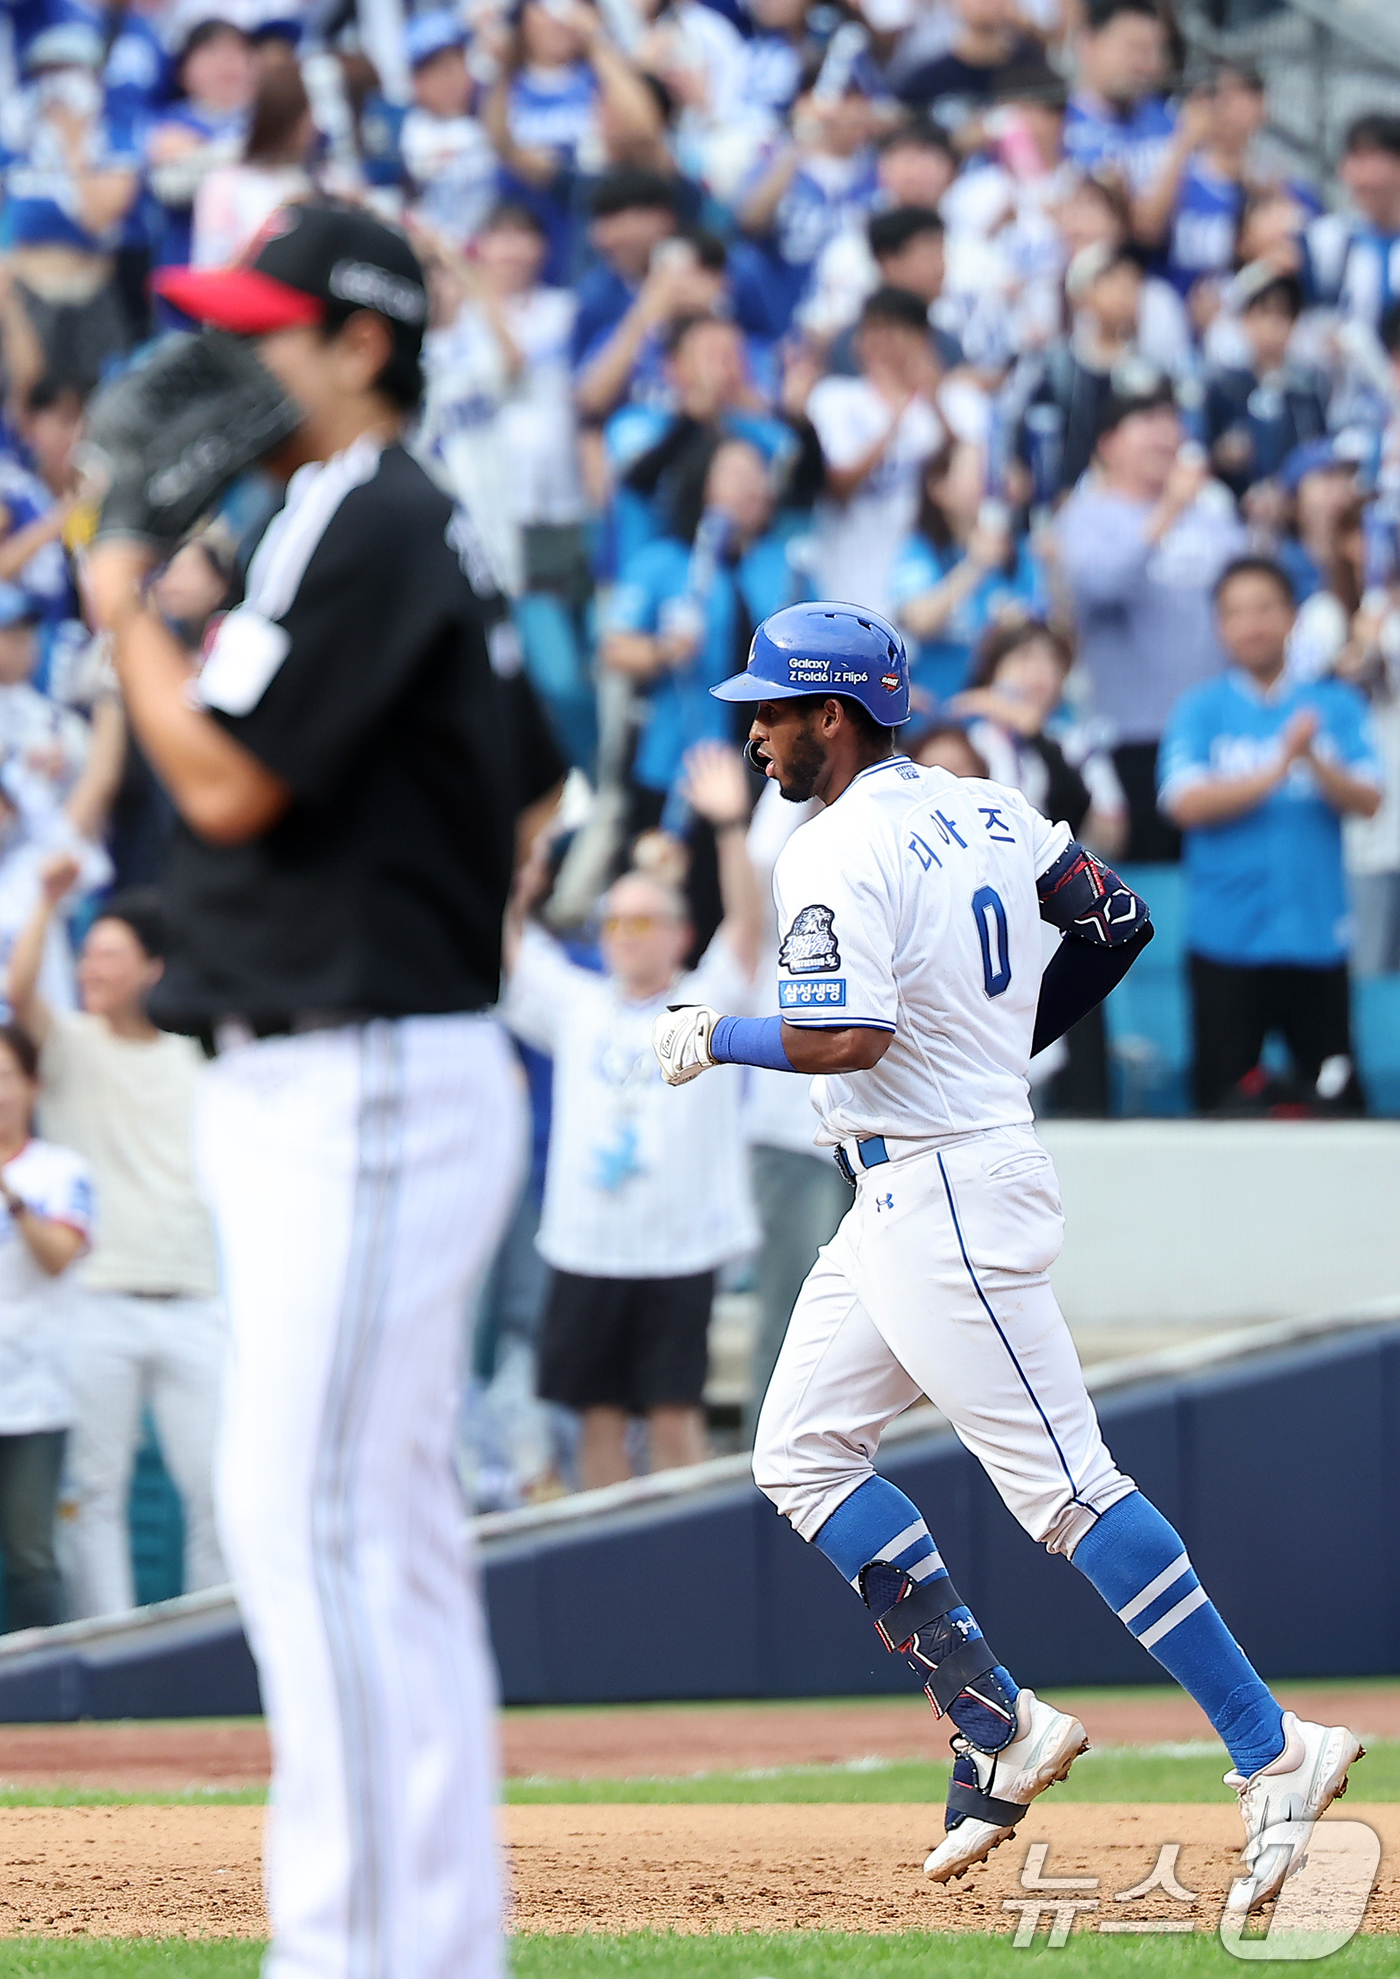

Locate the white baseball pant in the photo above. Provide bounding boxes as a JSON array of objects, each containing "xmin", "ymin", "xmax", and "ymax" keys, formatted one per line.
[
  {"xmin": 61, "ymin": 1291, "xmax": 228, "ymax": 1619},
  {"xmin": 197, "ymin": 1014, "xmax": 527, "ymax": 1979},
  {"xmin": 752, "ymin": 1124, "xmax": 1135, "ymax": 1557}
]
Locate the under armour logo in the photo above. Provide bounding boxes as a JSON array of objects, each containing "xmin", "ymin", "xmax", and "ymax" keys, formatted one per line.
[{"xmin": 876, "ymin": 1192, "xmax": 894, "ymax": 1211}]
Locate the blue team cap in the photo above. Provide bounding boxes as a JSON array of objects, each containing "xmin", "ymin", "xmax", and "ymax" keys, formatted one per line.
[
  {"xmin": 0, "ymin": 585, "xmax": 40, "ymax": 631},
  {"xmin": 406, "ymin": 10, "xmax": 468, "ymax": 68},
  {"xmin": 23, "ymin": 20, "xmax": 105, "ymax": 70},
  {"xmin": 711, "ymin": 601, "xmax": 912, "ymax": 726}
]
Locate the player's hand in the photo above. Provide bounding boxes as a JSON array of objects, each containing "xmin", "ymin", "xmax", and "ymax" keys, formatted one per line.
[
  {"xmin": 680, "ymin": 741, "xmax": 750, "ymax": 830},
  {"xmin": 653, "ymin": 1004, "xmax": 721, "ymax": 1085}
]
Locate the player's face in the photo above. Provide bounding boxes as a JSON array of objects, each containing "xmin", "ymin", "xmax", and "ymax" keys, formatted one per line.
[{"xmin": 749, "ymin": 700, "xmax": 830, "ymax": 804}]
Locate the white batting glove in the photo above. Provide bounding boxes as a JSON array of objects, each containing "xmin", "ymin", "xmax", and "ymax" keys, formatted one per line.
[{"xmin": 652, "ymin": 1004, "xmax": 721, "ymax": 1085}]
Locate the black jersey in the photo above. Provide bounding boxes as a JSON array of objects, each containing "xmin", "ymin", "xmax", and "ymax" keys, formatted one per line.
[{"xmin": 152, "ymin": 441, "xmax": 562, "ymax": 1032}]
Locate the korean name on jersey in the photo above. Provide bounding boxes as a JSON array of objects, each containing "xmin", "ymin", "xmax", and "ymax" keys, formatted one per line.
[{"xmin": 771, "ymin": 757, "xmax": 1070, "ymax": 1146}]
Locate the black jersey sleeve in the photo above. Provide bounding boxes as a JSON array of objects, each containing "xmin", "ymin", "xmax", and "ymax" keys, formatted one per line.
[{"xmin": 206, "ymin": 451, "xmax": 483, "ymax": 806}]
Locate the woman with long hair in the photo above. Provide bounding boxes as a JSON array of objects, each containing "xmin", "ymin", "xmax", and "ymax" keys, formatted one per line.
[
  {"xmin": 191, "ymin": 63, "xmax": 317, "ymax": 269},
  {"xmin": 887, "ymin": 437, "xmax": 1044, "ymax": 710}
]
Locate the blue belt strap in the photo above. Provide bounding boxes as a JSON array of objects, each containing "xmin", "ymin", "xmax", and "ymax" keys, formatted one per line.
[{"xmin": 858, "ymin": 1136, "xmax": 889, "ymax": 1168}]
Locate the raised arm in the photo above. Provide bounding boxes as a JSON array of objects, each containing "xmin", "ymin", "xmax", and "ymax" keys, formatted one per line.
[
  {"xmin": 679, "ymin": 742, "xmax": 763, "ymax": 981},
  {"xmin": 63, "ymin": 695, "xmax": 126, "ymax": 844},
  {"xmin": 6, "ymin": 854, "xmax": 80, "ymax": 1048}
]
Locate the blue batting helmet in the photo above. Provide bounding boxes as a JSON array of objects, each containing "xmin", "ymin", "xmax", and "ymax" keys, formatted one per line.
[{"xmin": 710, "ymin": 602, "xmax": 911, "ymax": 725}]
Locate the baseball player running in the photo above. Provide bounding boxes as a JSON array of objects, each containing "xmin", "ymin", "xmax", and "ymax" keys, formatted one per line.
[{"xmin": 654, "ymin": 602, "xmax": 1363, "ymax": 1913}]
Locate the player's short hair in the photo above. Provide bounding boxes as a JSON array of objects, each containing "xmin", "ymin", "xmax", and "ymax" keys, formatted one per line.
[
  {"xmin": 785, "ymin": 691, "xmax": 896, "ymax": 749},
  {"xmin": 1213, "ymin": 555, "xmax": 1296, "ymax": 608},
  {"xmin": 0, "ymin": 1022, "xmax": 39, "ymax": 1084},
  {"xmin": 1343, "ymin": 113, "xmax": 1400, "ymax": 160},
  {"xmin": 969, "ymin": 618, "xmax": 1073, "ymax": 691},
  {"xmin": 868, "ymin": 205, "xmax": 944, "ymax": 261},
  {"xmin": 97, "ymin": 887, "xmax": 168, "ymax": 961}
]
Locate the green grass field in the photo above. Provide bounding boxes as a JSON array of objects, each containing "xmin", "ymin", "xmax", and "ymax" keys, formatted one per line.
[
  {"xmin": 0, "ymin": 1697, "xmax": 1393, "ymax": 1975},
  {"xmin": 2, "ymin": 1937, "xmax": 1399, "ymax": 1979}
]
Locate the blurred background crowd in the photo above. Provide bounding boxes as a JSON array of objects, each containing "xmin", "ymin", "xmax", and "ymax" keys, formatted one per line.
[{"xmin": 1, "ymin": 0, "xmax": 1400, "ymax": 1609}]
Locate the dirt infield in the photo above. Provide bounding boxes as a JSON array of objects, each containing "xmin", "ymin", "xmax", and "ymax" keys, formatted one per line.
[
  {"xmin": 1, "ymin": 1681, "xmax": 1398, "ymax": 1790},
  {"xmin": 0, "ymin": 1802, "xmax": 1396, "ymax": 1938}
]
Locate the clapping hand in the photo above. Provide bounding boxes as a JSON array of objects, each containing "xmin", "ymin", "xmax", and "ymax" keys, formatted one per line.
[{"xmin": 679, "ymin": 741, "xmax": 750, "ymax": 829}]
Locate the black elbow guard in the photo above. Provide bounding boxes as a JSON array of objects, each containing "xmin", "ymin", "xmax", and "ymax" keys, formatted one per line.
[{"xmin": 1036, "ymin": 840, "xmax": 1151, "ymax": 947}]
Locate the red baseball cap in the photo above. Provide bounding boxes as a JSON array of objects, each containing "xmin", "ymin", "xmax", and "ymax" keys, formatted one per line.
[{"xmin": 153, "ymin": 202, "xmax": 428, "ymax": 346}]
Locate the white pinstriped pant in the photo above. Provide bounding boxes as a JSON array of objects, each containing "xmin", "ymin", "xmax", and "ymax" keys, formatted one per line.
[
  {"xmin": 197, "ymin": 1016, "xmax": 527, "ymax": 1979},
  {"xmin": 752, "ymin": 1124, "xmax": 1136, "ymax": 1558}
]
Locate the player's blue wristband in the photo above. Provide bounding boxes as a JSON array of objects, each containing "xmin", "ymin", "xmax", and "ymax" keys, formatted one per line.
[{"xmin": 709, "ymin": 1014, "xmax": 796, "ymax": 1073}]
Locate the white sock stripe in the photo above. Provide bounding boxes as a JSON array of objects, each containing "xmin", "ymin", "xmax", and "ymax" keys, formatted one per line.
[
  {"xmin": 907, "ymin": 1552, "xmax": 947, "ymax": 1583},
  {"xmin": 1137, "ymin": 1584, "xmax": 1208, "ymax": 1651},
  {"xmin": 885, "ymin": 1520, "xmax": 935, "ymax": 1563},
  {"xmin": 1116, "ymin": 1552, "xmax": 1192, "ymax": 1627}
]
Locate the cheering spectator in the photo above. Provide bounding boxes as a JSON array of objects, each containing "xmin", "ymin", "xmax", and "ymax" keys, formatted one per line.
[
  {"xmin": 888, "ymin": 440, "xmax": 1042, "ymax": 708},
  {"xmin": 1204, "ymin": 270, "xmax": 1327, "ymax": 500},
  {"xmin": 910, "ymin": 722, "xmax": 992, "ymax": 776},
  {"xmin": 603, "ymin": 438, "xmax": 806, "ymax": 822},
  {"xmin": 0, "ymin": 1021, "xmax": 91, "ymax": 1630},
  {"xmin": 190, "ymin": 60, "xmax": 316, "ymax": 268},
  {"xmin": 0, "ymin": 23, "xmax": 139, "ymax": 390},
  {"xmin": 399, "ymin": 13, "xmax": 497, "ymax": 254},
  {"xmin": 503, "ymin": 742, "xmax": 762, "ymax": 1490},
  {"xmin": 424, "ymin": 204, "xmax": 593, "ymax": 766},
  {"xmin": 897, "ymin": 0, "xmax": 1041, "ymax": 130},
  {"xmin": 799, "ymin": 120, "xmax": 961, "ymax": 346},
  {"xmin": 576, "ymin": 225, "xmax": 729, "ymax": 421},
  {"xmin": 1309, "ymin": 115, "xmax": 1400, "ymax": 334},
  {"xmin": 953, "ymin": 618, "xmax": 1127, "ymax": 853},
  {"xmin": 0, "ymin": 376, "xmax": 83, "ymax": 639},
  {"xmin": 805, "ymin": 286, "xmax": 961, "ymax": 617},
  {"xmin": 1159, "ymin": 557, "xmax": 1383, "ymax": 1113},
  {"xmin": 734, "ymin": 87, "xmax": 881, "ymax": 340},
  {"xmin": 1267, "ymin": 438, "xmax": 1363, "ymax": 607},
  {"xmin": 486, "ymin": 0, "xmax": 665, "ymax": 284},
  {"xmin": 1058, "ymin": 386, "xmax": 1246, "ymax": 859},
  {"xmin": 1063, "ymin": 0, "xmax": 1173, "ymax": 194},
  {"xmin": 1012, "ymin": 242, "xmax": 1190, "ymax": 498},
  {"xmin": 8, "ymin": 862, "xmax": 225, "ymax": 1616},
  {"xmin": 608, "ymin": 313, "xmax": 796, "ymax": 567},
  {"xmin": 145, "ymin": 16, "xmax": 255, "ymax": 283},
  {"xmin": 1134, "ymin": 64, "xmax": 1268, "ymax": 302}
]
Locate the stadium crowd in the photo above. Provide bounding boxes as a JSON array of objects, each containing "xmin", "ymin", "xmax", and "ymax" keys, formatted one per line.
[{"xmin": 0, "ymin": 0, "xmax": 1399, "ymax": 1582}]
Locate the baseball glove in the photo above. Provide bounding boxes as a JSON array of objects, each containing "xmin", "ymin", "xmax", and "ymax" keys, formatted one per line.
[{"xmin": 71, "ymin": 331, "xmax": 301, "ymax": 557}]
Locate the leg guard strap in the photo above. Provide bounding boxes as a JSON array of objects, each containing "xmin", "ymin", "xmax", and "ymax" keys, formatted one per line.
[
  {"xmin": 946, "ymin": 1779, "xmax": 1029, "ymax": 1829},
  {"xmin": 872, "ymin": 1572, "xmax": 965, "ymax": 1651},
  {"xmin": 912, "ymin": 1635, "xmax": 1002, "ymax": 1716}
]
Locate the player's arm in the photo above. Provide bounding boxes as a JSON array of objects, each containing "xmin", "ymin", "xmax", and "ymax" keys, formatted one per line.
[
  {"xmin": 83, "ymin": 544, "xmax": 292, "ymax": 846},
  {"xmin": 1032, "ymin": 840, "xmax": 1153, "ymax": 1056},
  {"xmin": 654, "ymin": 1008, "xmax": 891, "ymax": 1085}
]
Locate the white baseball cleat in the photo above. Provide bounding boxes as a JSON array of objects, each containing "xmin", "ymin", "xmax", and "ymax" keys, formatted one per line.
[
  {"xmin": 923, "ymin": 1688, "xmax": 1089, "ymax": 1883},
  {"xmin": 1224, "ymin": 1713, "xmax": 1365, "ymax": 1914}
]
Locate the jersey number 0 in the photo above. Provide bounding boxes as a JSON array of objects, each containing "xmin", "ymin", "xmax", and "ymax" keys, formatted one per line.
[{"xmin": 972, "ymin": 886, "xmax": 1011, "ymax": 998}]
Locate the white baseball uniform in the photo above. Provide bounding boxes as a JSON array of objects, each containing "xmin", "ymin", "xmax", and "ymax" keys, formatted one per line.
[{"xmin": 752, "ymin": 756, "xmax": 1136, "ymax": 1555}]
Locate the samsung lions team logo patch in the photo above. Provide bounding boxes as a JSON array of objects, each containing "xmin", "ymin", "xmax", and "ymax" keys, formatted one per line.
[{"xmin": 780, "ymin": 904, "xmax": 840, "ymax": 975}]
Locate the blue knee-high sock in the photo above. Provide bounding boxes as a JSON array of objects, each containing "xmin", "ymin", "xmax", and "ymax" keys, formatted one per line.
[
  {"xmin": 814, "ymin": 1476, "xmax": 1020, "ymax": 1751},
  {"xmin": 1072, "ymin": 1491, "xmax": 1284, "ymax": 1778}
]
